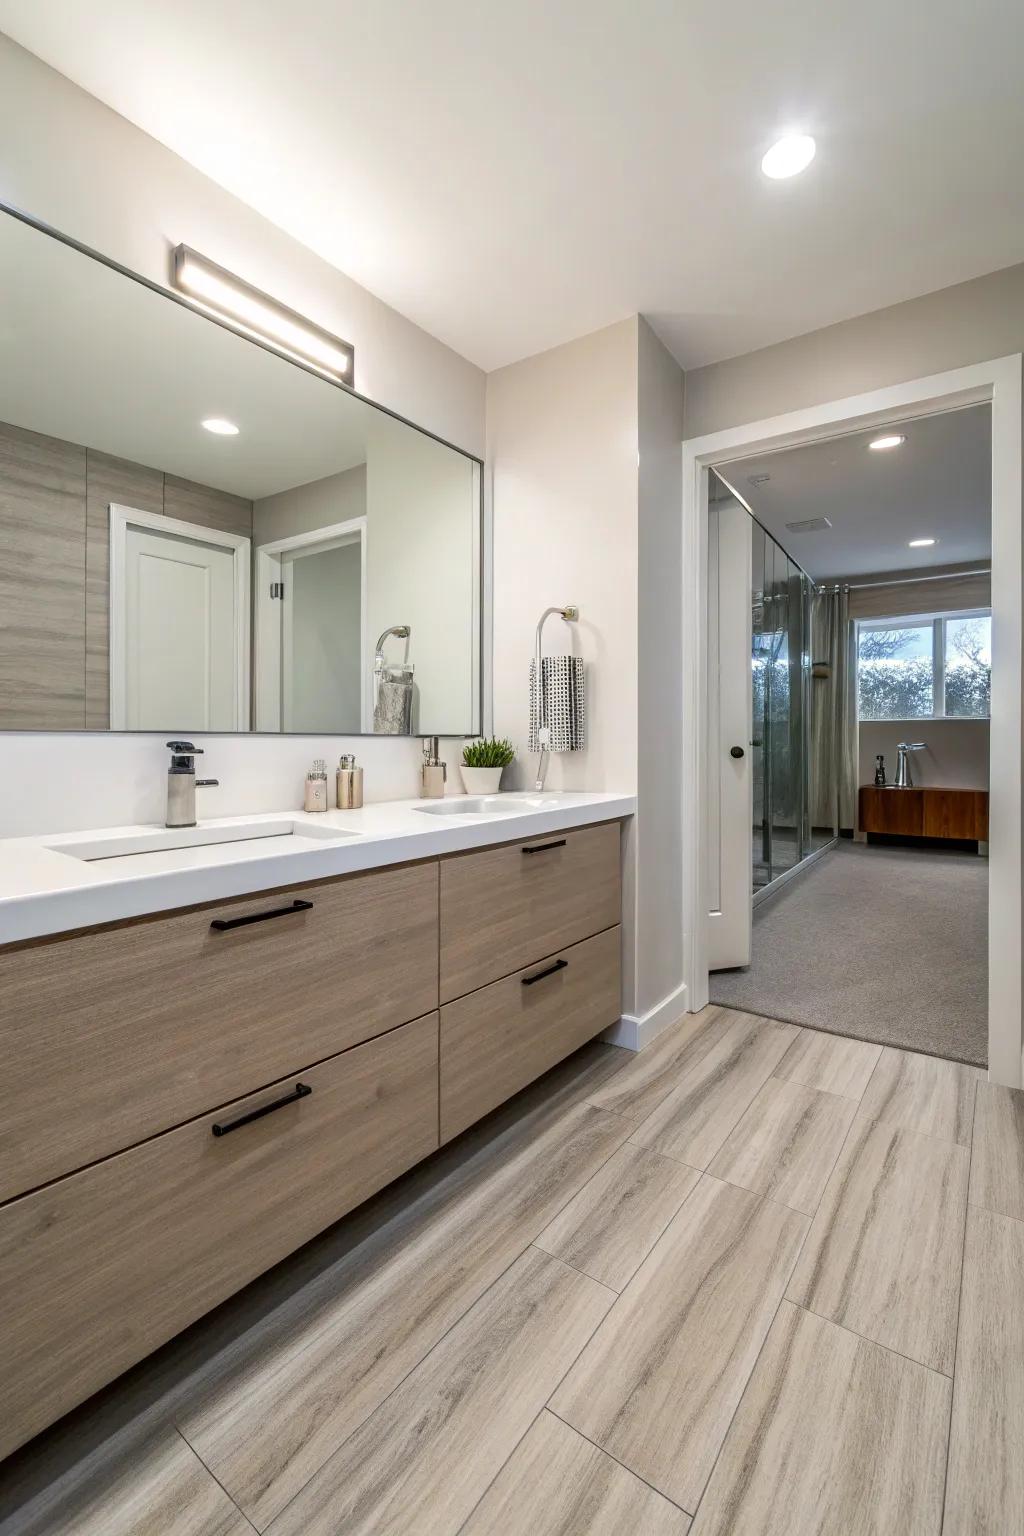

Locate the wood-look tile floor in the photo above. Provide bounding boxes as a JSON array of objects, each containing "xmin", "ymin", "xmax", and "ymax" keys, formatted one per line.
[{"xmin": 1, "ymin": 1006, "xmax": 1020, "ymax": 1536}]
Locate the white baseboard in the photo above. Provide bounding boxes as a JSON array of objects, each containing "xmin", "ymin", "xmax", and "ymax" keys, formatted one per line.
[{"xmin": 603, "ymin": 980, "xmax": 689, "ymax": 1052}]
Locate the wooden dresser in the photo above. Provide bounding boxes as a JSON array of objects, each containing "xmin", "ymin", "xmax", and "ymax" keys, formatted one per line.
[
  {"xmin": 0, "ymin": 819, "xmax": 623, "ymax": 1459},
  {"xmin": 858, "ymin": 785, "xmax": 989, "ymax": 842}
]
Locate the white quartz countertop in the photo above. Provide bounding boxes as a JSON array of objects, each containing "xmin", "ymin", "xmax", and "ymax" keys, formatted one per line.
[{"xmin": 0, "ymin": 791, "xmax": 635, "ymax": 946}]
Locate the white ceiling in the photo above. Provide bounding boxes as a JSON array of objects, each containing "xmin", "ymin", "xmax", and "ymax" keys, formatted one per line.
[
  {"xmin": 717, "ymin": 405, "xmax": 992, "ymax": 580},
  {"xmin": 1, "ymin": 1, "xmax": 1022, "ymax": 373}
]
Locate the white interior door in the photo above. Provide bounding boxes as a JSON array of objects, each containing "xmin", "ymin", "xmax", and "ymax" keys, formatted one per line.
[
  {"xmin": 707, "ymin": 497, "xmax": 753, "ymax": 969},
  {"xmin": 123, "ymin": 525, "xmax": 237, "ymax": 730}
]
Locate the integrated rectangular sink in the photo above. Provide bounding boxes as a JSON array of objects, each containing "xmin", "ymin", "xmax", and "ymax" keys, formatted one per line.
[
  {"xmin": 413, "ymin": 795, "xmax": 567, "ymax": 817},
  {"xmin": 46, "ymin": 819, "xmax": 360, "ymax": 863}
]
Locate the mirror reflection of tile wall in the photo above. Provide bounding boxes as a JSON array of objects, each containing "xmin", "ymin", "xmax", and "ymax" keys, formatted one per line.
[{"xmin": 0, "ymin": 209, "xmax": 482, "ymax": 737}]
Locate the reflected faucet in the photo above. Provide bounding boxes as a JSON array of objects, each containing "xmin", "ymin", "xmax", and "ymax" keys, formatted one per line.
[{"xmin": 374, "ymin": 624, "xmax": 411, "ymax": 674}]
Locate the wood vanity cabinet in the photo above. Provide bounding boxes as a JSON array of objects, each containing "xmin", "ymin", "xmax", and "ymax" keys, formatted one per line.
[
  {"xmin": 440, "ymin": 926, "xmax": 622, "ymax": 1142},
  {"xmin": 0, "ymin": 1015, "xmax": 439, "ymax": 1459},
  {"xmin": 439, "ymin": 820, "xmax": 621, "ymax": 1001},
  {"xmin": 0, "ymin": 861, "xmax": 439, "ymax": 1201},
  {"xmin": 0, "ymin": 817, "xmax": 625, "ymax": 1461}
]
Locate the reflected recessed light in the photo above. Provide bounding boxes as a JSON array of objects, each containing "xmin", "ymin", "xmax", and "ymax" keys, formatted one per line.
[
  {"xmin": 868, "ymin": 434, "xmax": 906, "ymax": 451},
  {"xmin": 201, "ymin": 417, "xmax": 239, "ymax": 436},
  {"xmin": 761, "ymin": 134, "xmax": 816, "ymax": 179},
  {"xmin": 908, "ymin": 537, "xmax": 936, "ymax": 547}
]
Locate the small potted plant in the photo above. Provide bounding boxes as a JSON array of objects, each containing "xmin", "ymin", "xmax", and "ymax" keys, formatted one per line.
[{"xmin": 461, "ymin": 737, "xmax": 515, "ymax": 795}]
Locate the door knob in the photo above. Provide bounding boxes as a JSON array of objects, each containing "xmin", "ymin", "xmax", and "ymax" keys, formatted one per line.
[{"xmin": 730, "ymin": 746, "xmax": 745, "ymax": 759}]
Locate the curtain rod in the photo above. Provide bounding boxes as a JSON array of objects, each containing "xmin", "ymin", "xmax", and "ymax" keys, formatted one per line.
[{"xmin": 816, "ymin": 567, "xmax": 991, "ymax": 594}]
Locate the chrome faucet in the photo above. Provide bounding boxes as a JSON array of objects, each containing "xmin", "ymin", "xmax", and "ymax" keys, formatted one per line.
[
  {"xmin": 894, "ymin": 741, "xmax": 926, "ymax": 789},
  {"xmin": 165, "ymin": 741, "xmax": 219, "ymax": 828}
]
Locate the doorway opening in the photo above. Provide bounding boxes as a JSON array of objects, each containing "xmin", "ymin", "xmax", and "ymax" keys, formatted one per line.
[
  {"xmin": 682, "ymin": 357, "xmax": 1022, "ymax": 1086},
  {"xmin": 254, "ymin": 517, "xmax": 368, "ymax": 733}
]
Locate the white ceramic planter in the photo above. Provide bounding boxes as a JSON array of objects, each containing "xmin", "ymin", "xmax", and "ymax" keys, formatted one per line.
[{"xmin": 460, "ymin": 765, "xmax": 504, "ymax": 795}]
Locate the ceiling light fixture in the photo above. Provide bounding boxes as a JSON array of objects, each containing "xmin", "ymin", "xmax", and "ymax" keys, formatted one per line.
[
  {"xmin": 908, "ymin": 537, "xmax": 936, "ymax": 547},
  {"xmin": 761, "ymin": 134, "xmax": 816, "ymax": 179},
  {"xmin": 868, "ymin": 434, "xmax": 906, "ymax": 451},
  {"xmin": 173, "ymin": 246, "xmax": 354, "ymax": 383},
  {"xmin": 201, "ymin": 417, "xmax": 240, "ymax": 436}
]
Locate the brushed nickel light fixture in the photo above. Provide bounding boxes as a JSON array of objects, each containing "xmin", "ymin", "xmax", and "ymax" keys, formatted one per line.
[{"xmin": 173, "ymin": 245, "xmax": 354, "ymax": 383}]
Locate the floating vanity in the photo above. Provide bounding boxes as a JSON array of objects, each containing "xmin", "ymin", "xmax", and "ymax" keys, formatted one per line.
[{"xmin": 0, "ymin": 792, "xmax": 632, "ymax": 1458}]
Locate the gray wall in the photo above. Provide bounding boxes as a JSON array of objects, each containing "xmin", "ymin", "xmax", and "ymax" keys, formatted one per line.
[
  {"xmin": 683, "ymin": 262, "xmax": 1024, "ymax": 438},
  {"xmin": 859, "ymin": 720, "xmax": 989, "ymax": 793}
]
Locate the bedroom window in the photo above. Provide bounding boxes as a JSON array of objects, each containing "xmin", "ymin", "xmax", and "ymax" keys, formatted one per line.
[{"xmin": 856, "ymin": 610, "xmax": 991, "ymax": 721}]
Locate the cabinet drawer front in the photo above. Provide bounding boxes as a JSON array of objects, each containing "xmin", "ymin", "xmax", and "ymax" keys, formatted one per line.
[
  {"xmin": 922, "ymin": 788, "xmax": 988, "ymax": 840},
  {"xmin": 440, "ymin": 926, "xmax": 621, "ymax": 1142},
  {"xmin": 439, "ymin": 821, "xmax": 621, "ymax": 1002},
  {"xmin": 0, "ymin": 860, "xmax": 438, "ymax": 1201},
  {"xmin": 0, "ymin": 1014, "xmax": 439, "ymax": 1461}
]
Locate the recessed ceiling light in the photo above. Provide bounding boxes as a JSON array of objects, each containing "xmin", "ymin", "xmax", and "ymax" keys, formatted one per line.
[
  {"xmin": 761, "ymin": 134, "xmax": 816, "ymax": 179},
  {"xmin": 868, "ymin": 434, "xmax": 906, "ymax": 451},
  {"xmin": 201, "ymin": 418, "xmax": 239, "ymax": 436},
  {"xmin": 908, "ymin": 537, "xmax": 936, "ymax": 548}
]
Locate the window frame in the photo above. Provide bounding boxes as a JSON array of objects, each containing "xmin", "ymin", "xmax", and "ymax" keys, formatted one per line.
[{"xmin": 855, "ymin": 607, "xmax": 991, "ymax": 722}]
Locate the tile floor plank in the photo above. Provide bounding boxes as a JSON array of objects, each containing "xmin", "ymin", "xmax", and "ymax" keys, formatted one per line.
[
  {"xmin": 460, "ymin": 1411, "xmax": 691, "ymax": 1536},
  {"xmin": 707, "ymin": 1077, "xmax": 857, "ymax": 1215},
  {"xmin": 178, "ymin": 1093, "xmax": 632, "ymax": 1529},
  {"xmin": 787, "ymin": 1115, "xmax": 969, "ymax": 1374},
  {"xmin": 264, "ymin": 1249, "xmax": 613, "ymax": 1536},
  {"xmin": 551, "ymin": 1175, "xmax": 807, "ymax": 1512},
  {"xmin": 970, "ymin": 1081, "xmax": 1024, "ymax": 1221},
  {"xmin": 628, "ymin": 1014, "xmax": 799, "ymax": 1169},
  {"xmin": 773, "ymin": 1029, "xmax": 882, "ymax": 1100},
  {"xmin": 0, "ymin": 1429, "xmax": 251, "ymax": 1536},
  {"xmin": 534, "ymin": 1142, "xmax": 701, "ymax": 1290},
  {"xmin": 859, "ymin": 1046, "xmax": 980, "ymax": 1146},
  {"xmin": 691, "ymin": 1302, "xmax": 951, "ymax": 1536},
  {"xmin": 586, "ymin": 1006, "xmax": 726, "ymax": 1126},
  {"xmin": 943, "ymin": 1205, "xmax": 1024, "ymax": 1535}
]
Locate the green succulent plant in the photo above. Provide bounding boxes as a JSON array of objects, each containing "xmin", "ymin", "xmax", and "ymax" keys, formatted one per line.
[{"xmin": 462, "ymin": 736, "xmax": 516, "ymax": 768}]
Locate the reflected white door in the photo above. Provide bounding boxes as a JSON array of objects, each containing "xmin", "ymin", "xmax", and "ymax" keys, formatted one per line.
[
  {"xmin": 707, "ymin": 499, "xmax": 753, "ymax": 969},
  {"xmin": 122, "ymin": 525, "xmax": 237, "ymax": 730}
]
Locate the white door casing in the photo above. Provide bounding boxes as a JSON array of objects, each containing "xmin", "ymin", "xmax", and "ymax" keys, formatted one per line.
[
  {"xmin": 682, "ymin": 356, "xmax": 1023, "ymax": 1088},
  {"xmin": 706, "ymin": 498, "xmax": 753, "ymax": 969},
  {"xmin": 109, "ymin": 505, "xmax": 250, "ymax": 731}
]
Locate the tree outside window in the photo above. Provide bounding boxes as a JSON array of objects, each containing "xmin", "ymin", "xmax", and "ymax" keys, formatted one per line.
[{"xmin": 857, "ymin": 612, "xmax": 990, "ymax": 721}]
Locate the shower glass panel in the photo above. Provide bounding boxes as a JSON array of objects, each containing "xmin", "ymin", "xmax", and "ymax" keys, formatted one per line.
[{"xmin": 747, "ymin": 502, "xmax": 821, "ymax": 894}]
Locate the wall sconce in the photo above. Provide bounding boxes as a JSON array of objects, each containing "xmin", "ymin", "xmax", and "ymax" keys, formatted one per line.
[{"xmin": 172, "ymin": 245, "xmax": 354, "ymax": 383}]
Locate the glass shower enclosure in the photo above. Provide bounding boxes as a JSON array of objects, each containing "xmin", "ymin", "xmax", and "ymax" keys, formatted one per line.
[{"xmin": 711, "ymin": 471, "xmax": 835, "ymax": 896}]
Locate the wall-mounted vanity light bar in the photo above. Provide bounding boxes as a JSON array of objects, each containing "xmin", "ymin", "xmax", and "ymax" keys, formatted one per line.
[{"xmin": 172, "ymin": 245, "xmax": 354, "ymax": 383}]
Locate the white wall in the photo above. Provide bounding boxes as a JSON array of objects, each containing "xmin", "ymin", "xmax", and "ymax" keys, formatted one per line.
[
  {"xmin": 365, "ymin": 415, "xmax": 478, "ymax": 735},
  {"xmin": 635, "ymin": 319, "xmax": 686, "ymax": 1020},
  {"xmin": 488, "ymin": 319, "xmax": 640, "ymax": 795},
  {"xmin": 684, "ymin": 261, "xmax": 1024, "ymax": 438},
  {"xmin": 0, "ymin": 37, "xmax": 484, "ymax": 455},
  {"xmin": 0, "ymin": 37, "xmax": 485, "ymax": 833},
  {"xmin": 254, "ymin": 466, "xmax": 366, "ymax": 547},
  {"xmin": 859, "ymin": 720, "xmax": 990, "ymax": 793},
  {"xmin": 287, "ymin": 542, "xmax": 363, "ymax": 734},
  {"xmin": 487, "ymin": 317, "xmax": 688, "ymax": 1040}
]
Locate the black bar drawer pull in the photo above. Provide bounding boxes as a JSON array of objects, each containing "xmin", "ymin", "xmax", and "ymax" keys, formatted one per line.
[
  {"xmin": 522, "ymin": 958, "xmax": 569, "ymax": 987},
  {"xmin": 210, "ymin": 898, "xmax": 313, "ymax": 932},
  {"xmin": 522, "ymin": 839, "xmax": 567, "ymax": 855},
  {"xmin": 212, "ymin": 1082, "xmax": 312, "ymax": 1137}
]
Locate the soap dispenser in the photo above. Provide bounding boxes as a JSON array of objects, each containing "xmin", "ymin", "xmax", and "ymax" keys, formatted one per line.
[
  {"xmin": 337, "ymin": 753, "xmax": 364, "ymax": 809},
  {"xmin": 420, "ymin": 737, "xmax": 447, "ymax": 798}
]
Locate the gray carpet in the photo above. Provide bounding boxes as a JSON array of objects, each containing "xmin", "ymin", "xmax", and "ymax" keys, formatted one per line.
[{"xmin": 710, "ymin": 841, "xmax": 988, "ymax": 1066}]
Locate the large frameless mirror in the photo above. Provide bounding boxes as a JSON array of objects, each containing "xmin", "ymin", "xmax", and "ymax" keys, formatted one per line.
[{"xmin": 0, "ymin": 206, "xmax": 482, "ymax": 736}]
